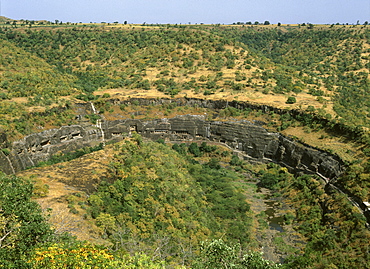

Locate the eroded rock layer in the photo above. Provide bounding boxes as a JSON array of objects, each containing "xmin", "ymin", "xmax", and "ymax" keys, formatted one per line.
[
  {"xmin": 0, "ymin": 115, "xmax": 343, "ymax": 180},
  {"xmin": 0, "ymin": 125, "xmax": 103, "ymax": 174}
]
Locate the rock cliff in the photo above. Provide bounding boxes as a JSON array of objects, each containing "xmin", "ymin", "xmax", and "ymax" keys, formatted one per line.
[
  {"xmin": 0, "ymin": 115, "xmax": 344, "ymax": 180},
  {"xmin": 0, "ymin": 125, "xmax": 103, "ymax": 174}
]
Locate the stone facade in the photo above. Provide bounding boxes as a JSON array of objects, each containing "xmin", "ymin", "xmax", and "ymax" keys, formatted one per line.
[
  {"xmin": 0, "ymin": 125, "xmax": 103, "ymax": 174},
  {"xmin": 0, "ymin": 115, "xmax": 344, "ymax": 180}
]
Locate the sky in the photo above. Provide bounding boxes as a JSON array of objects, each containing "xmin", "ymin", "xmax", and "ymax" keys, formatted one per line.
[{"xmin": 1, "ymin": 0, "xmax": 369, "ymax": 25}]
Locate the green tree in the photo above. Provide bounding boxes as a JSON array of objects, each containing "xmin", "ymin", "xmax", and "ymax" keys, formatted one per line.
[
  {"xmin": 286, "ymin": 96, "xmax": 296, "ymax": 104},
  {"xmin": 193, "ymin": 239, "xmax": 281, "ymax": 269},
  {"xmin": 0, "ymin": 173, "xmax": 53, "ymax": 268},
  {"xmin": 188, "ymin": 142, "xmax": 202, "ymax": 157},
  {"xmin": 96, "ymin": 213, "xmax": 117, "ymax": 237}
]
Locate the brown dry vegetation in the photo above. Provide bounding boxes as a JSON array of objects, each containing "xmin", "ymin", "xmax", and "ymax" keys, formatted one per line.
[{"xmin": 18, "ymin": 144, "xmax": 118, "ymax": 244}]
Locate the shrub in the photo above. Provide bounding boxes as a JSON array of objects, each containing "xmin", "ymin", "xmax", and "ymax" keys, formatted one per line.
[
  {"xmin": 1, "ymin": 148, "xmax": 10, "ymax": 156},
  {"xmin": 286, "ymin": 96, "xmax": 296, "ymax": 104},
  {"xmin": 0, "ymin": 173, "xmax": 52, "ymax": 267},
  {"xmin": 188, "ymin": 142, "xmax": 202, "ymax": 157}
]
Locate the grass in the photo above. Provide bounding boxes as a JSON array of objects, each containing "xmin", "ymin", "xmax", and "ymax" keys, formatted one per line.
[{"xmin": 17, "ymin": 143, "xmax": 119, "ymax": 244}]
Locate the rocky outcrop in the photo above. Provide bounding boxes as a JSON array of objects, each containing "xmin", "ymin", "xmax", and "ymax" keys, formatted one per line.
[
  {"xmin": 0, "ymin": 125, "xmax": 103, "ymax": 173},
  {"xmin": 112, "ymin": 97, "xmax": 366, "ymax": 141},
  {"xmin": 0, "ymin": 115, "xmax": 344, "ymax": 180}
]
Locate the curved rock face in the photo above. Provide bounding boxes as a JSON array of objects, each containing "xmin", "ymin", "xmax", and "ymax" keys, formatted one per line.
[
  {"xmin": 0, "ymin": 125, "xmax": 103, "ymax": 173},
  {"xmin": 0, "ymin": 115, "xmax": 344, "ymax": 180}
]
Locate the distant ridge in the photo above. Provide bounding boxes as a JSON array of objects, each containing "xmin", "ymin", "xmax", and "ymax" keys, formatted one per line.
[{"xmin": 0, "ymin": 16, "xmax": 12, "ymax": 22}]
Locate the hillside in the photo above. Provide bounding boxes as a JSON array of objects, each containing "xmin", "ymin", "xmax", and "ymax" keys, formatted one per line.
[
  {"xmin": 0, "ymin": 24, "xmax": 370, "ymax": 268},
  {"xmin": 18, "ymin": 138, "xmax": 287, "ymax": 265},
  {"xmin": 16, "ymin": 136, "xmax": 370, "ymax": 268},
  {"xmin": 0, "ymin": 38, "xmax": 79, "ymax": 140},
  {"xmin": 0, "ymin": 16, "xmax": 12, "ymax": 22},
  {"xmin": 234, "ymin": 26, "xmax": 370, "ymax": 128},
  {"xmin": 0, "ymin": 39, "xmax": 76, "ymax": 98},
  {"xmin": 0, "ymin": 25, "xmax": 369, "ymax": 139}
]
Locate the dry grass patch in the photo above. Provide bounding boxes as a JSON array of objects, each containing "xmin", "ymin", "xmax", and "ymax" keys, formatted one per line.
[
  {"xmin": 282, "ymin": 126, "xmax": 363, "ymax": 163},
  {"xmin": 17, "ymin": 143, "xmax": 120, "ymax": 244}
]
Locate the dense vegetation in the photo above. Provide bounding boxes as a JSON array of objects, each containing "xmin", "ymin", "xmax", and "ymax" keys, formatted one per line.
[
  {"xmin": 0, "ymin": 170, "xmax": 177, "ymax": 268},
  {"xmin": 234, "ymin": 27, "xmax": 370, "ymax": 129},
  {"xmin": 87, "ymin": 138, "xmax": 252, "ymax": 265},
  {"xmin": 0, "ymin": 27, "xmax": 248, "ymax": 96},
  {"xmin": 258, "ymin": 164, "xmax": 370, "ymax": 268},
  {"xmin": 0, "ymin": 25, "xmax": 260, "ymax": 139},
  {"xmin": 0, "ymin": 25, "xmax": 369, "ymax": 141},
  {"xmin": 0, "ymin": 139, "xmax": 283, "ymax": 268},
  {"xmin": 0, "ymin": 26, "xmax": 369, "ymax": 132},
  {"xmin": 0, "ymin": 23, "xmax": 370, "ymax": 268},
  {"xmin": 0, "ymin": 173, "xmax": 52, "ymax": 268},
  {"xmin": 4, "ymin": 137, "xmax": 370, "ymax": 268}
]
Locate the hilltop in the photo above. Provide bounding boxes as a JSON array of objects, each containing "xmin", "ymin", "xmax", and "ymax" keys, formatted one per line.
[{"xmin": 0, "ymin": 16, "xmax": 12, "ymax": 22}]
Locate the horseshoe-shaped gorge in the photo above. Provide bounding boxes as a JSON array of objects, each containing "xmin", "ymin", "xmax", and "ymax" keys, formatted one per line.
[
  {"xmin": 1, "ymin": 98, "xmax": 369, "ymax": 225},
  {"xmin": 1, "ymin": 18, "xmax": 370, "ymax": 267}
]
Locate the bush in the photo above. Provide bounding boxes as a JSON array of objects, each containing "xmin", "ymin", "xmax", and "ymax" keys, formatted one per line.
[
  {"xmin": 29, "ymin": 243, "xmax": 116, "ymax": 269},
  {"xmin": 172, "ymin": 143, "xmax": 187, "ymax": 155},
  {"xmin": 207, "ymin": 158, "xmax": 221, "ymax": 169},
  {"xmin": 86, "ymin": 114, "xmax": 101, "ymax": 124},
  {"xmin": 286, "ymin": 96, "xmax": 296, "ymax": 104},
  {"xmin": 199, "ymin": 142, "xmax": 216, "ymax": 153},
  {"xmin": 363, "ymin": 148, "xmax": 370, "ymax": 157},
  {"xmin": 188, "ymin": 142, "xmax": 202, "ymax": 157},
  {"xmin": 230, "ymin": 155, "xmax": 242, "ymax": 166},
  {"xmin": 193, "ymin": 239, "xmax": 281, "ymax": 269},
  {"xmin": 1, "ymin": 148, "xmax": 10, "ymax": 156},
  {"xmin": 156, "ymin": 138, "xmax": 165, "ymax": 145},
  {"xmin": 0, "ymin": 92, "xmax": 9, "ymax": 100},
  {"xmin": 0, "ymin": 173, "xmax": 53, "ymax": 267}
]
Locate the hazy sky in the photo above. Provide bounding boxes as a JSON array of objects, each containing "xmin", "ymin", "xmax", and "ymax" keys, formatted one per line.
[{"xmin": 2, "ymin": 0, "xmax": 369, "ymax": 25}]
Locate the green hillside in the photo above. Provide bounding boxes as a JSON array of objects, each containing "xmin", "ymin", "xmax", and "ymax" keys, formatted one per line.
[
  {"xmin": 5, "ymin": 138, "xmax": 286, "ymax": 268},
  {"xmin": 0, "ymin": 24, "xmax": 370, "ymax": 268},
  {"xmin": 0, "ymin": 39, "xmax": 79, "ymax": 139},
  {"xmin": 235, "ymin": 27, "xmax": 370, "ymax": 128},
  {"xmin": 0, "ymin": 25, "xmax": 369, "ymax": 139},
  {"xmin": 0, "ymin": 27, "xmax": 265, "ymax": 95},
  {"xmin": 6, "ymin": 136, "xmax": 370, "ymax": 268},
  {"xmin": 87, "ymin": 138, "xmax": 253, "ymax": 264},
  {"xmin": 0, "ymin": 39, "xmax": 76, "ymax": 98}
]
